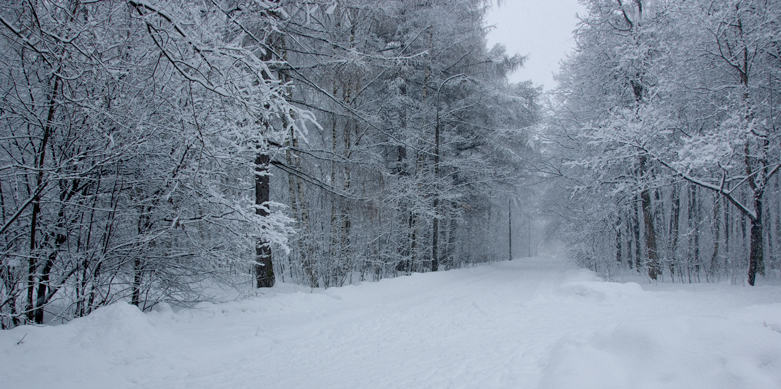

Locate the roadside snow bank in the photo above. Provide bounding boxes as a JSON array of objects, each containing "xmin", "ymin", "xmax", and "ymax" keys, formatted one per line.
[
  {"xmin": 560, "ymin": 280, "xmax": 645, "ymax": 303},
  {"xmin": 0, "ymin": 302, "xmax": 175, "ymax": 389},
  {"xmin": 2, "ymin": 256, "xmax": 781, "ymax": 389},
  {"xmin": 541, "ymin": 302, "xmax": 781, "ymax": 389}
]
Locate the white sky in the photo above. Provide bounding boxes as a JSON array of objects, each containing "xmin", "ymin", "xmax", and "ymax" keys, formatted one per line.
[{"xmin": 484, "ymin": 0, "xmax": 585, "ymax": 90}]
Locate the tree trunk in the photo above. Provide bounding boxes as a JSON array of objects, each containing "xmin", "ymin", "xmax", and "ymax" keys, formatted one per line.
[
  {"xmin": 642, "ymin": 188, "xmax": 660, "ymax": 280},
  {"xmin": 724, "ymin": 196, "xmax": 731, "ymax": 270},
  {"xmin": 509, "ymin": 199, "xmax": 513, "ymax": 262},
  {"xmin": 132, "ymin": 257, "xmax": 143, "ymax": 306},
  {"xmin": 776, "ymin": 176, "xmax": 781, "ymax": 271},
  {"xmin": 446, "ymin": 212, "xmax": 457, "ymax": 268},
  {"xmin": 615, "ymin": 212, "xmax": 622, "ymax": 264},
  {"xmin": 432, "ymin": 201, "xmax": 439, "ymax": 271},
  {"xmin": 632, "ymin": 198, "xmax": 641, "ymax": 270},
  {"xmin": 431, "ymin": 91, "xmax": 441, "ymax": 272},
  {"xmin": 690, "ymin": 184, "xmax": 701, "ymax": 281},
  {"xmin": 669, "ymin": 185, "xmax": 680, "ymax": 280},
  {"xmin": 255, "ymin": 152, "xmax": 274, "ymax": 288},
  {"xmin": 33, "ymin": 253, "xmax": 55, "ymax": 324},
  {"xmin": 639, "ymin": 153, "xmax": 660, "ymax": 279},
  {"xmin": 410, "ymin": 212, "xmax": 418, "ymax": 272},
  {"xmin": 710, "ymin": 194, "xmax": 722, "ymax": 279},
  {"xmin": 286, "ymin": 130, "xmax": 313, "ymax": 287},
  {"xmin": 765, "ymin": 203, "xmax": 773, "ymax": 277},
  {"xmin": 748, "ymin": 195, "xmax": 763, "ymax": 286}
]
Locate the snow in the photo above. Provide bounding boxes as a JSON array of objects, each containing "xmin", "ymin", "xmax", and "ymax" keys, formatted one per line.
[{"xmin": 2, "ymin": 256, "xmax": 781, "ymax": 389}]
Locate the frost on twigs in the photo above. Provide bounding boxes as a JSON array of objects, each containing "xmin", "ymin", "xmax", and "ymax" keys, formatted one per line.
[{"xmin": 0, "ymin": 0, "xmax": 313, "ymax": 327}]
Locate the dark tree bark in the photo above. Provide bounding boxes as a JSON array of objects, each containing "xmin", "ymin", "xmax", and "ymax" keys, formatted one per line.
[
  {"xmin": 710, "ymin": 194, "xmax": 721, "ymax": 279},
  {"xmin": 509, "ymin": 199, "xmax": 513, "ymax": 262},
  {"xmin": 748, "ymin": 195, "xmax": 763, "ymax": 286},
  {"xmin": 255, "ymin": 153, "xmax": 274, "ymax": 288},
  {"xmin": 689, "ymin": 184, "xmax": 701, "ymax": 281},
  {"xmin": 669, "ymin": 185, "xmax": 680, "ymax": 281},
  {"xmin": 639, "ymin": 156, "xmax": 660, "ymax": 280},
  {"xmin": 633, "ymin": 198, "xmax": 641, "ymax": 270},
  {"xmin": 642, "ymin": 188, "xmax": 660, "ymax": 280},
  {"xmin": 615, "ymin": 212, "xmax": 622, "ymax": 264}
]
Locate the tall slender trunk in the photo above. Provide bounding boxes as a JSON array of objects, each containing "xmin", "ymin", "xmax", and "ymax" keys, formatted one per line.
[
  {"xmin": 642, "ymin": 188, "xmax": 660, "ymax": 279},
  {"xmin": 286, "ymin": 130, "xmax": 313, "ymax": 286},
  {"xmin": 252, "ymin": 28, "xmax": 291, "ymax": 288},
  {"xmin": 27, "ymin": 71, "xmax": 61, "ymax": 322},
  {"xmin": 131, "ymin": 256, "xmax": 143, "ymax": 305},
  {"xmin": 509, "ymin": 199, "xmax": 513, "ymax": 262},
  {"xmin": 431, "ymin": 112, "xmax": 440, "ymax": 271},
  {"xmin": 255, "ymin": 152, "xmax": 274, "ymax": 288},
  {"xmin": 764, "ymin": 200, "xmax": 773, "ymax": 276},
  {"xmin": 690, "ymin": 184, "xmax": 701, "ymax": 281},
  {"xmin": 710, "ymin": 194, "xmax": 722, "ymax": 279},
  {"xmin": 724, "ymin": 196, "xmax": 731, "ymax": 270},
  {"xmin": 633, "ymin": 197, "xmax": 641, "ymax": 270},
  {"xmin": 330, "ymin": 88, "xmax": 339, "ymax": 284},
  {"xmin": 445, "ymin": 214, "xmax": 456, "ymax": 268},
  {"xmin": 34, "ymin": 250, "xmax": 55, "ymax": 323},
  {"xmin": 409, "ymin": 212, "xmax": 418, "ymax": 273},
  {"xmin": 340, "ymin": 86, "xmax": 353, "ymax": 283},
  {"xmin": 669, "ymin": 185, "xmax": 680, "ymax": 280},
  {"xmin": 742, "ymin": 190, "xmax": 749, "ymax": 270},
  {"xmin": 615, "ymin": 212, "xmax": 622, "ymax": 264},
  {"xmin": 133, "ymin": 199, "xmax": 153, "ymax": 306},
  {"xmin": 748, "ymin": 194, "xmax": 763, "ymax": 285},
  {"xmin": 776, "ymin": 176, "xmax": 781, "ymax": 271},
  {"xmin": 639, "ymin": 155, "xmax": 659, "ymax": 279}
]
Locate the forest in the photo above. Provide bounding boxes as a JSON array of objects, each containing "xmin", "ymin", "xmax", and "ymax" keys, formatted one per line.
[
  {"xmin": 547, "ymin": 0, "xmax": 781, "ymax": 286},
  {"xmin": 0, "ymin": 0, "xmax": 535, "ymax": 328},
  {"xmin": 0, "ymin": 0, "xmax": 779, "ymax": 330}
]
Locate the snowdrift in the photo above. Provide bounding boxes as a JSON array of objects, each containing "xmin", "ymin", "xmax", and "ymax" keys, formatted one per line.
[{"xmin": 2, "ymin": 256, "xmax": 780, "ymax": 389}]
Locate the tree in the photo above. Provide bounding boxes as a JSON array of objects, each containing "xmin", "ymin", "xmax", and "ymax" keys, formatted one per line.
[
  {"xmin": 0, "ymin": 0, "xmax": 306, "ymax": 327},
  {"xmin": 268, "ymin": 0, "xmax": 537, "ymax": 284},
  {"xmin": 550, "ymin": 0, "xmax": 668, "ymax": 279},
  {"xmin": 549, "ymin": 0, "xmax": 781, "ymax": 285}
]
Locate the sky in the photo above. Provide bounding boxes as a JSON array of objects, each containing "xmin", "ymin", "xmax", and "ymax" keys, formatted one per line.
[{"xmin": 484, "ymin": 0, "xmax": 586, "ymax": 90}]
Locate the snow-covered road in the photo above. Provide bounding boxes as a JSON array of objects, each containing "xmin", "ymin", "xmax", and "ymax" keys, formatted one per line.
[{"xmin": 3, "ymin": 256, "xmax": 781, "ymax": 388}]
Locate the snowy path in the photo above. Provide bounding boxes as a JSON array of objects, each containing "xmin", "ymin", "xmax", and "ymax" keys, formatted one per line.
[{"xmin": 3, "ymin": 256, "xmax": 781, "ymax": 389}]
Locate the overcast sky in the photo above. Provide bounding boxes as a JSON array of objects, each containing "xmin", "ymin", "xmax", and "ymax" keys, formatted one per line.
[{"xmin": 484, "ymin": 0, "xmax": 585, "ymax": 90}]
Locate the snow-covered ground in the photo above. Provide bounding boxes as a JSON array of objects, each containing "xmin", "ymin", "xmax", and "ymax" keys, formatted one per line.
[{"xmin": 2, "ymin": 256, "xmax": 781, "ymax": 389}]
